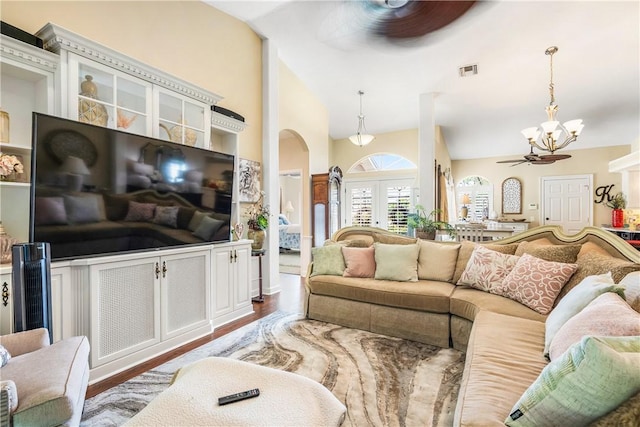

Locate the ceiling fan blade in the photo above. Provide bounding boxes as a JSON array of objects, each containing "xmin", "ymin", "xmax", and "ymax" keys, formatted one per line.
[
  {"xmin": 376, "ymin": 1, "xmax": 476, "ymax": 39},
  {"xmin": 509, "ymin": 161, "xmax": 527, "ymax": 167},
  {"xmin": 539, "ymin": 154, "xmax": 572, "ymax": 161},
  {"xmin": 531, "ymin": 160, "xmax": 556, "ymax": 165},
  {"xmin": 497, "ymin": 159, "xmax": 527, "ymax": 164}
]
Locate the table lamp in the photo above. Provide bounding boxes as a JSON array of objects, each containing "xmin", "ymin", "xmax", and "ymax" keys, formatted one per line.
[
  {"xmin": 460, "ymin": 194, "xmax": 471, "ymax": 220},
  {"xmin": 61, "ymin": 156, "xmax": 90, "ymax": 192},
  {"xmin": 285, "ymin": 201, "xmax": 294, "ymax": 220}
]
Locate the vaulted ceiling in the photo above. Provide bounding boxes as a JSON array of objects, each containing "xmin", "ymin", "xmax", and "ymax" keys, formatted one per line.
[{"xmin": 206, "ymin": 1, "xmax": 639, "ymax": 160}]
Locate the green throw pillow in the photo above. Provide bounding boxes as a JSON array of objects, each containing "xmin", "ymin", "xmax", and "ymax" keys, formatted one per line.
[
  {"xmin": 374, "ymin": 242, "xmax": 420, "ymax": 282},
  {"xmin": 506, "ymin": 336, "xmax": 640, "ymax": 427},
  {"xmin": 311, "ymin": 245, "xmax": 346, "ymax": 276}
]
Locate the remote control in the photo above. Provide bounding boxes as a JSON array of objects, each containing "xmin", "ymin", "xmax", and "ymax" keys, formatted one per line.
[{"xmin": 218, "ymin": 388, "xmax": 260, "ymax": 405}]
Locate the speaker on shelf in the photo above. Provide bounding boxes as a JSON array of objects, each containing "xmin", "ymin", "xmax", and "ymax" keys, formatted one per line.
[{"xmin": 12, "ymin": 242, "xmax": 52, "ymax": 343}]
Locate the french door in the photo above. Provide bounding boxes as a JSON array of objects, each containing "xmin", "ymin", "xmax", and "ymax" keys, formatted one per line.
[{"xmin": 344, "ymin": 178, "xmax": 415, "ymax": 234}]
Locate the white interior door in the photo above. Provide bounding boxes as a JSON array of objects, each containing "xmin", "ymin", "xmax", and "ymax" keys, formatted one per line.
[
  {"xmin": 541, "ymin": 174, "xmax": 593, "ymax": 234},
  {"xmin": 344, "ymin": 179, "xmax": 414, "ymax": 232}
]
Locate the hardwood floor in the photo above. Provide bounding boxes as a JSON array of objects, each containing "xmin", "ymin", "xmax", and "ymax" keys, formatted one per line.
[{"xmin": 86, "ymin": 273, "xmax": 305, "ymax": 399}]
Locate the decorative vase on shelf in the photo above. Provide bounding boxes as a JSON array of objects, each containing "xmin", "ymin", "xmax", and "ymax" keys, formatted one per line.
[
  {"xmin": 0, "ymin": 222, "xmax": 18, "ymax": 264},
  {"xmin": 78, "ymin": 75, "xmax": 109, "ymax": 127},
  {"xmin": 247, "ymin": 227, "xmax": 266, "ymax": 251},
  {"xmin": 611, "ymin": 209, "xmax": 624, "ymax": 228},
  {"xmin": 0, "ymin": 108, "xmax": 9, "ymax": 143}
]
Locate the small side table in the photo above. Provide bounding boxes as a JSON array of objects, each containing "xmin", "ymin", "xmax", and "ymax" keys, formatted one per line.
[{"xmin": 251, "ymin": 249, "xmax": 265, "ymax": 303}]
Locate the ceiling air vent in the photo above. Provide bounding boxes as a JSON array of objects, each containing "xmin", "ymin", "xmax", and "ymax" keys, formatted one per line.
[{"xmin": 458, "ymin": 64, "xmax": 478, "ymax": 77}]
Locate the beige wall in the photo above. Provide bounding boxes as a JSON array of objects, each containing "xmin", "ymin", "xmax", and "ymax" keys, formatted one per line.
[
  {"xmin": 452, "ymin": 145, "xmax": 631, "ymax": 227},
  {"xmin": 331, "ymin": 128, "xmax": 418, "ymax": 176},
  {"xmin": 2, "ymin": 1, "xmax": 263, "ymax": 160}
]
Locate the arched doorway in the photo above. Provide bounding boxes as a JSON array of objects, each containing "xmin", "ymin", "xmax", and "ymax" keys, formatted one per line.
[{"xmin": 278, "ymin": 130, "xmax": 310, "ymax": 275}]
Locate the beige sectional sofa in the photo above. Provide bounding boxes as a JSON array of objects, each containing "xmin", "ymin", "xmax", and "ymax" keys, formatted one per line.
[{"xmin": 305, "ymin": 225, "xmax": 640, "ymax": 426}]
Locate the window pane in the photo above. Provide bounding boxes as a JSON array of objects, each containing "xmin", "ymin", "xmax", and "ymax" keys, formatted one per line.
[
  {"xmin": 350, "ymin": 187, "xmax": 373, "ymax": 227},
  {"xmin": 386, "ymin": 186, "xmax": 411, "ymax": 234}
]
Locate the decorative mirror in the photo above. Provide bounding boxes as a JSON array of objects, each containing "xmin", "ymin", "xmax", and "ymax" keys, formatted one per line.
[{"xmin": 502, "ymin": 177, "xmax": 522, "ymax": 214}]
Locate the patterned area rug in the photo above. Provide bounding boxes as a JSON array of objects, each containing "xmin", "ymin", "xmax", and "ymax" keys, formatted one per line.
[{"xmin": 81, "ymin": 311, "xmax": 465, "ymax": 426}]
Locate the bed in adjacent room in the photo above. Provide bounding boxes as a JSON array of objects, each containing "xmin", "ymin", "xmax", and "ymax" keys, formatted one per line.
[{"xmin": 279, "ymin": 214, "xmax": 300, "ymax": 250}]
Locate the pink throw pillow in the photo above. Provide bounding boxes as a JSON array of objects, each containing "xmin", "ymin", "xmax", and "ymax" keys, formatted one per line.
[
  {"xmin": 124, "ymin": 201, "xmax": 156, "ymax": 222},
  {"xmin": 457, "ymin": 245, "xmax": 520, "ymax": 292},
  {"xmin": 496, "ymin": 253, "xmax": 578, "ymax": 315},
  {"xmin": 342, "ymin": 246, "xmax": 376, "ymax": 278},
  {"xmin": 548, "ymin": 292, "xmax": 640, "ymax": 361}
]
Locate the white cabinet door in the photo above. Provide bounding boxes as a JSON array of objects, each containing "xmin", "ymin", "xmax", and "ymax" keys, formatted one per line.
[
  {"xmin": 161, "ymin": 249, "xmax": 210, "ymax": 340},
  {"xmin": 233, "ymin": 245, "xmax": 251, "ymax": 310},
  {"xmin": 50, "ymin": 265, "xmax": 72, "ymax": 342},
  {"xmin": 154, "ymin": 87, "xmax": 211, "ymax": 149},
  {"xmin": 0, "ymin": 270, "xmax": 12, "ymax": 335},
  {"xmin": 89, "ymin": 256, "xmax": 161, "ymax": 367},
  {"xmin": 212, "ymin": 247, "xmax": 234, "ymax": 321},
  {"xmin": 211, "ymin": 242, "xmax": 253, "ymax": 327}
]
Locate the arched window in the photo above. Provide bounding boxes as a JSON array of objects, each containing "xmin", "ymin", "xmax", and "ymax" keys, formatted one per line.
[
  {"xmin": 348, "ymin": 153, "xmax": 416, "ymax": 173},
  {"xmin": 456, "ymin": 176, "xmax": 493, "ymax": 221}
]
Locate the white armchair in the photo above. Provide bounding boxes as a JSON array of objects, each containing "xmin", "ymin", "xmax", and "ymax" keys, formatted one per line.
[{"xmin": 0, "ymin": 329, "xmax": 90, "ymax": 427}]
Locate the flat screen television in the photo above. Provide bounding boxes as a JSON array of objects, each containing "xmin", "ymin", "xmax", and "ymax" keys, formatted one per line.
[{"xmin": 30, "ymin": 113, "xmax": 235, "ymax": 261}]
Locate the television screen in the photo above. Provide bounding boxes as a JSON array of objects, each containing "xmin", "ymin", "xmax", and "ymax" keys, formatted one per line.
[{"xmin": 30, "ymin": 113, "xmax": 235, "ymax": 261}]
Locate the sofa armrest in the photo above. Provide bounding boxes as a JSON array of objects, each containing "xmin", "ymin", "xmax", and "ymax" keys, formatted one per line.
[
  {"xmin": 0, "ymin": 380, "xmax": 18, "ymax": 427},
  {"xmin": 0, "ymin": 329, "xmax": 49, "ymax": 356}
]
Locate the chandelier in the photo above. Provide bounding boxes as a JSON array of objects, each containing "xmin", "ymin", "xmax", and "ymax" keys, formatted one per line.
[
  {"xmin": 520, "ymin": 46, "xmax": 584, "ymax": 154},
  {"xmin": 349, "ymin": 90, "xmax": 375, "ymax": 147}
]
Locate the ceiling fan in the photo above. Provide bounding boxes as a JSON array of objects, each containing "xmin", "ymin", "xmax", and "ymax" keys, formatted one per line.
[{"xmin": 496, "ymin": 146, "xmax": 572, "ymax": 167}]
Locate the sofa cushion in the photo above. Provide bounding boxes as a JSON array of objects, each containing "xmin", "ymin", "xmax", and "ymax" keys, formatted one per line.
[
  {"xmin": 306, "ymin": 275, "xmax": 454, "ymax": 313},
  {"xmin": 457, "ymin": 245, "xmax": 520, "ymax": 292},
  {"xmin": 192, "ymin": 216, "xmax": 224, "ymax": 240},
  {"xmin": 417, "ymin": 240, "xmax": 460, "ymax": 282},
  {"xmin": 558, "ymin": 251, "xmax": 640, "ymax": 303},
  {"xmin": 0, "ymin": 344, "xmax": 10, "ymax": 367},
  {"xmin": 452, "ymin": 241, "xmax": 519, "ymax": 284},
  {"xmin": 188, "ymin": 210, "xmax": 207, "ymax": 231},
  {"xmin": 64, "ymin": 194, "xmax": 103, "ymax": 224},
  {"xmin": 496, "ymin": 254, "xmax": 577, "ymax": 315},
  {"xmin": 372, "ymin": 232, "xmax": 416, "ymax": 245},
  {"xmin": 450, "ymin": 286, "xmax": 546, "ymax": 323},
  {"xmin": 153, "ymin": 205, "xmax": 179, "ymax": 228},
  {"xmin": 454, "ymin": 311, "xmax": 547, "ymax": 427},
  {"xmin": 341, "ymin": 246, "xmax": 375, "ymax": 278},
  {"xmin": 124, "ymin": 201, "xmax": 156, "ymax": 222},
  {"xmin": 506, "ymin": 336, "xmax": 640, "ymax": 427},
  {"xmin": 548, "ymin": 292, "xmax": 640, "ymax": 361},
  {"xmin": 374, "ymin": 243, "xmax": 419, "ymax": 282},
  {"xmin": 1, "ymin": 336, "xmax": 89, "ymax": 427},
  {"xmin": 514, "ymin": 240, "xmax": 581, "ymax": 263},
  {"xmin": 620, "ymin": 271, "xmax": 640, "ymax": 312},
  {"xmin": 544, "ymin": 272, "xmax": 624, "ymax": 358},
  {"xmin": 35, "ymin": 197, "xmax": 67, "ymax": 225},
  {"xmin": 311, "ymin": 245, "xmax": 345, "ymax": 277}
]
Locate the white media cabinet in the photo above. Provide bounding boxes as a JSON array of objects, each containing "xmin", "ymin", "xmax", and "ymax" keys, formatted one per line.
[{"xmin": 0, "ymin": 23, "xmax": 252, "ymax": 383}]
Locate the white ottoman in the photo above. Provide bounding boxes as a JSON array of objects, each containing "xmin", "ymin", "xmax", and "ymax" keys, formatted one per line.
[{"xmin": 124, "ymin": 357, "xmax": 346, "ymax": 426}]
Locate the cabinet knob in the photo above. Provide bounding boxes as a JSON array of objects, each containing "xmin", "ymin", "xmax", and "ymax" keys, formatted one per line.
[
  {"xmin": 155, "ymin": 262, "xmax": 160, "ymax": 279},
  {"xmin": 162, "ymin": 261, "xmax": 167, "ymax": 278},
  {"xmin": 233, "ymin": 250, "xmax": 238, "ymax": 262}
]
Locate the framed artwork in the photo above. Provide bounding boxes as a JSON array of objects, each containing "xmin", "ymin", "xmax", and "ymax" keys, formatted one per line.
[
  {"xmin": 239, "ymin": 158, "xmax": 261, "ymax": 202},
  {"xmin": 502, "ymin": 177, "xmax": 522, "ymax": 214}
]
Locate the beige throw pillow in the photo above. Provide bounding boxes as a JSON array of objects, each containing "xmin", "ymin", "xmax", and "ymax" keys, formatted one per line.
[
  {"xmin": 548, "ymin": 292, "xmax": 640, "ymax": 361},
  {"xmin": 620, "ymin": 271, "xmax": 640, "ymax": 312},
  {"xmin": 374, "ymin": 243, "xmax": 419, "ymax": 282},
  {"xmin": 457, "ymin": 245, "xmax": 520, "ymax": 292},
  {"xmin": 514, "ymin": 241, "xmax": 581, "ymax": 263},
  {"xmin": 417, "ymin": 240, "xmax": 460, "ymax": 282},
  {"xmin": 452, "ymin": 241, "xmax": 519, "ymax": 284}
]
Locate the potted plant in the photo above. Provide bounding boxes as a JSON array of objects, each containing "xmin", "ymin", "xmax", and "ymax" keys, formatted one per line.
[
  {"xmin": 245, "ymin": 191, "xmax": 270, "ymax": 251},
  {"xmin": 407, "ymin": 205, "xmax": 455, "ymax": 240},
  {"xmin": 605, "ymin": 192, "xmax": 626, "ymax": 228}
]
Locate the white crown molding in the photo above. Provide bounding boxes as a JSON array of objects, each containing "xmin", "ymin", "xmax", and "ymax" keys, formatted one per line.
[
  {"xmin": 0, "ymin": 34, "xmax": 59, "ymax": 72},
  {"xmin": 36, "ymin": 23, "xmax": 223, "ymax": 105},
  {"xmin": 211, "ymin": 111, "xmax": 248, "ymax": 133}
]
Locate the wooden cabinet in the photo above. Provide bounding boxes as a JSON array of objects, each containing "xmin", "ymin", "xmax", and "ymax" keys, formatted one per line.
[
  {"xmin": 211, "ymin": 241, "xmax": 253, "ymax": 327},
  {"xmin": 311, "ymin": 166, "xmax": 342, "ymax": 246}
]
